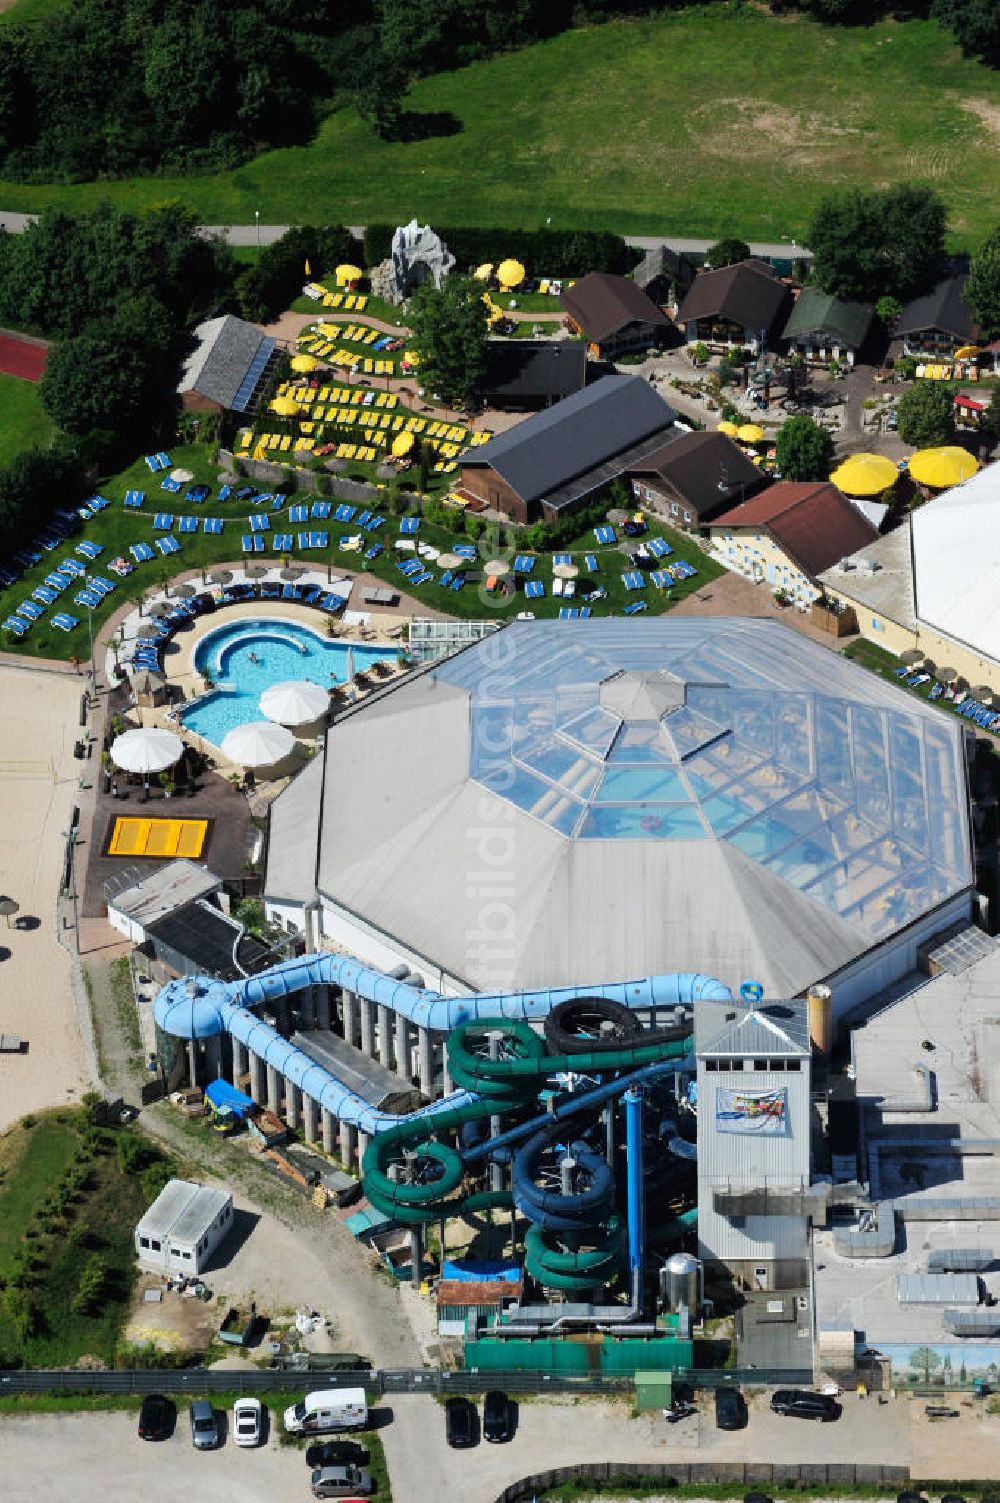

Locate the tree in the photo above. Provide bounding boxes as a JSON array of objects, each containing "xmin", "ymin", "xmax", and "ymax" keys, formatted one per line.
[
  {"xmin": 706, "ymin": 237, "xmax": 751, "ymax": 269},
  {"xmin": 774, "ymin": 415, "xmax": 834, "ymax": 481},
  {"xmin": 405, "ymin": 273, "xmax": 489, "ymax": 407},
  {"xmin": 981, "ymin": 384, "xmax": 1000, "ymax": 443},
  {"xmin": 909, "ymin": 1345, "xmax": 942, "ymax": 1385},
  {"xmin": 964, "ymin": 224, "xmax": 1000, "ymax": 340},
  {"xmin": 807, "ymin": 185, "xmax": 947, "ymax": 302},
  {"xmin": 896, "ymin": 383, "xmax": 955, "ymax": 447},
  {"xmin": 875, "ymin": 295, "xmax": 902, "ymax": 326},
  {"xmin": 931, "ymin": 0, "xmax": 1000, "ymax": 67}
]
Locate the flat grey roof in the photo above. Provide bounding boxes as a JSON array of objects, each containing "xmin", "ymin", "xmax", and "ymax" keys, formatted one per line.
[
  {"xmin": 292, "ymin": 1029, "xmax": 415, "ymax": 1109},
  {"xmin": 818, "ymin": 522, "xmax": 917, "ymax": 632},
  {"xmin": 136, "ymin": 1179, "xmax": 230, "ymax": 1245},
  {"xmin": 109, "ymin": 860, "xmax": 221, "ymax": 928}
]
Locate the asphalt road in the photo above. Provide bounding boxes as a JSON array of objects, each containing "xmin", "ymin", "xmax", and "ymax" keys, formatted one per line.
[{"xmin": 0, "ymin": 211, "xmax": 808, "ymax": 259}]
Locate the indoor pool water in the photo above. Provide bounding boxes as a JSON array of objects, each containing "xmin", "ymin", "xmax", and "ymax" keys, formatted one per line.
[{"xmin": 181, "ymin": 618, "xmax": 395, "ymax": 747}]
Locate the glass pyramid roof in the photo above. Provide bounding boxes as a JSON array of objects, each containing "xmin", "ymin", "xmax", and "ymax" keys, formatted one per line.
[{"xmin": 434, "ymin": 620, "xmax": 972, "ymax": 942}]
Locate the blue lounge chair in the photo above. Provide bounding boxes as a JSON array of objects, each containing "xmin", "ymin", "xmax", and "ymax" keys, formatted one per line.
[
  {"xmin": 553, "ymin": 554, "xmax": 572, "ymax": 567},
  {"xmin": 579, "ymin": 607, "xmax": 592, "ymax": 619},
  {"xmin": 320, "ymin": 593, "xmax": 347, "ymax": 614},
  {"xmin": 356, "ymin": 511, "xmax": 373, "ymax": 527},
  {"xmin": 273, "ymin": 533, "xmax": 294, "ymax": 551},
  {"xmin": 410, "ymin": 569, "xmax": 433, "ymax": 586},
  {"xmin": 365, "ymin": 544, "xmax": 383, "ymax": 561},
  {"xmin": 178, "ymin": 516, "xmax": 197, "ymax": 534},
  {"xmin": 366, "ymin": 515, "xmax": 384, "ymax": 532},
  {"xmin": 514, "ymin": 555, "xmax": 535, "ymax": 574},
  {"xmin": 400, "ymin": 516, "xmax": 420, "ymax": 535},
  {"xmin": 893, "ymin": 665, "xmax": 909, "ymax": 677},
  {"xmin": 32, "ymin": 586, "xmax": 58, "ymax": 606},
  {"xmin": 621, "ymin": 570, "xmax": 645, "ymax": 591},
  {"xmin": 584, "ymin": 553, "xmax": 599, "ymax": 572},
  {"xmin": 333, "ymin": 504, "xmax": 356, "ymax": 523},
  {"xmin": 144, "ymin": 454, "xmax": 162, "ymax": 473},
  {"xmin": 648, "ymin": 537, "xmax": 672, "ymax": 559},
  {"xmin": 594, "ymin": 525, "xmax": 616, "ymax": 545},
  {"xmin": 59, "ymin": 558, "xmax": 86, "ymax": 578},
  {"xmin": 76, "ymin": 540, "xmax": 103, "ymax": 560},
  {"xmin": 524, "ymin": 580, "xmax": 545, "ymax": 599},
  {"xmin": 74, "ymin": 589, "xmax": 101, "ymax": 609},
  {"xmin": 2, "ymin": 616, "xmax": 28, "ymax": 637},
  {"xmin": 301, "ymin": 586, "xmax": 323, "ymax": 604},
  {"xmin": 289, "ymin": 505, "xmax": 308, "ymax": 524},
  {"xmin": 218, "ymin": 484, "xmax": 232, "ymax": 502},
  {"xmin": 311, "ymin": 532, "xmax": 329, "ymax": 549},
  {"xmin": 450, "ymin": 574, "xmax": 465, "ymax": 591},
  {"xmin": 203, "ymin": 517, "xmax": 223, "ymax": 534},
  {"xmin": 454, "ymin": 544, "xmax": 477, "ymax": 559},
  {"xmin": 160, "ymin": 476, "xmax": 182, "ymax": 494},
  {"xmin": 311, "ymin": 501, "xmax": 332, "ymax": 519},
  {"xmin": 260, "ymin": 581, "xmax": 281, "ymax": 600},
  {"xmin": 124, "ymin": 489, "xmax": 145, "ymax": 509},
  {"xmin": 156, "ymin": 452, "xmax": 171, "ymax": 469},
  {"xmin": 187, "ymin": 485, "xmax": 210, "ymax": 504},
  {"xmin": 87, "ymin": 494, "xmax": 111, "ymax": 513},
  {"xmin": 249, "ymin": 513, "xmax": 270, "ymax": 532},
  {"xmin": 623, "ymin": 600, "xmax": 648, "ymax": 615},
  {"xmin": 439, "ymin": 570, "xmax": 453, "ymax": 588},
  {"xmin": 928, "ymin": 683, "xmax": 943, "ymax": 700},
  {"xmin": 558, "ymin": 607, "xmax": 578, "ymax": 620},
  {"xmin": 18, "ymin": 600, "xmax": 44, "ymax": 621},
  {"xmin": 130, "ymin": 543, "xmax": 155, "ymax": 563},
  {"xmin": 153, "ymin": 513, "xmax": 173, "ymax": 530},
  {"xmin": 156, "ymin": 536, "xmax": 181, "ymax": 556}
]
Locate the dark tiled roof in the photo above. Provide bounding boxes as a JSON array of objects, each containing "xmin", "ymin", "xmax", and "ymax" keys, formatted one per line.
[
  {"xmin": 896, "ymin": 274, "xmax": 978, "ymax": 341},
  {"xmin": 629, "ymin": 430, "xmax": 767, "ymax": 519},
  {"xmin": 633, "ymin": 245, "xmax": 696, "ymax": 292},
  {"xmin": 677, "ymin": 261, "xmax": 792, "ymax": 335},
  {"xmin": 712, "ymin": 480, "xmax": 879, "ymax": 578},
  {"xmin": 178, "ymin": 315, "xmax": 276, "ymax": 411},
  {"xmin": 782, "ymin": 287, "xmax": 874, "ymax": 349},
  {"xmin": 480, "ymin": 340, "xmax": 587, "ymax": 403},
  {"xmin": 463, "ymin": 374, "xmax": 677, "ymax": 504},
  {"xmin": 559, "ymin": 272, "xmax": 672, "ymax": 343}
]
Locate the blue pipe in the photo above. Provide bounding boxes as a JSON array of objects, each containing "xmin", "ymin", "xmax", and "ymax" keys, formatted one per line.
[
  {"xmin": 154, "ymin": 962, "xmax": 729, "ymax": 1137},
  {"xmin": 625, "ymin": 1087, "xmax": 645, "ymax": 1306}
]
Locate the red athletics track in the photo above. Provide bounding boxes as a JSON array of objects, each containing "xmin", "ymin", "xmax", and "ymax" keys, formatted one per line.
[{"xmin": 0, "ymin": 332, "xmax": 47, "ymax": 382}]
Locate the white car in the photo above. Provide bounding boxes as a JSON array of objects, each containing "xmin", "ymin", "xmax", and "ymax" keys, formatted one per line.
[{"xmin": 233, "ymin": 1397, "xmax": 263, "ymax": 1447}]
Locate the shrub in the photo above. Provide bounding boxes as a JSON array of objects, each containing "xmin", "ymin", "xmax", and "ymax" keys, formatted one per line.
[{"xmin": 71, "ymin": 1254, "xmax": 109, "ymax": 1316}]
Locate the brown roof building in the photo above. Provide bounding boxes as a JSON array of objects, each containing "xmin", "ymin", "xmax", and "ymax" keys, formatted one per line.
[
  {"xmin": 708, "ymin": 481, "xmax": 879, "ymax": 600},
  {"xmin": 677, "ymin": 261, "xmax": 793, "ymax": 352},
  {"xmin": 627, "ymin": 430, "xmax": 767, "ymax": 527},
  {"xmin": 560, "ymin": 272, "xmax": 672, "ymax": 359}
]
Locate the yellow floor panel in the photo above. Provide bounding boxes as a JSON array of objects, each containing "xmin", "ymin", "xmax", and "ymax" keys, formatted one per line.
[{"xmin": 107, "ymin": 816, "xmax": 208, "ymax": 859}]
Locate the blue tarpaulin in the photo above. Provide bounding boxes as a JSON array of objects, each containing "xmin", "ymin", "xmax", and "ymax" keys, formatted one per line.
[
  {"xmin": 205, "ymin": 1077, "xmax": 255, "ymax": 1118},
  {"xmin": 442, "ymin": 1258, "xmax": 522, "ymax": 1284}
]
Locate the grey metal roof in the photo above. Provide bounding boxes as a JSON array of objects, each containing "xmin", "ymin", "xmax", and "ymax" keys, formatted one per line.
[
  {"xmin": 463, "ymin": 375, "xmax": 677, "ymax": 504},
  {"xmin": 696, "ymin": 999, "xmax": 811, "ymax": 1057},
  {"xmin": 177, "ymin": 315, "xmax": 276, "ymax": 412},
  {"xmin": 267, "ymin": 618, "xmax": 974, "ymax": 998},
  {"xmin": 481, "ymin": 340, "xmax": 587, "ymax": 404},
  {"xmin": 264, "ymin": 753, "xmax": 323, "ymax": 904},
  {"xmin": 896, "ymin": 1273, "xmax": 980, "ymax": 1304},
  {"xmin": 108, "ymin": 859, "xmax": 221, "ymax": 927},
  {"xmin": 136, "ymin": 1179, "xmax": 230, "ymax": 1245}
]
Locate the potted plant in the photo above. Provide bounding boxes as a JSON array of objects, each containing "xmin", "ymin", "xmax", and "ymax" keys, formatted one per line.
[{"xmin": 158, "ymin": 772, "xmax": 175, "ymax": 799}]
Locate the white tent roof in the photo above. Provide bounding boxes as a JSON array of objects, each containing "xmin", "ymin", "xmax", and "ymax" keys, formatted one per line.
[{"xmin": 912, "ymin": 465, "xmax": 1000, "ymax": 656}]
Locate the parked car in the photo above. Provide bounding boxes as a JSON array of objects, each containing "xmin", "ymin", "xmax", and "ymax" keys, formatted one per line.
[
  {"xmin": 770, "ymin": 1389, "xmax": 839, "ymax": 1421},
  {"xmin": 189, "ymin": 1399, "xmax": 220, "ymax": 1449},
  {"xmin": 310, "ymin": 1464, "xmax": 374, "ymax": 1498},
  {"xmin": 715, "ymin": 1386, "xmax": 747, "ymax": 1430},
  {"xmin": 445, "ymin": 1396, "xmax": 477, "ymax": 1448},
  {"xmin": 137, "ymin": 1393, "xmax": 175, "ymax": 1441},
  {"xmin": 306, "ymin": 1440, "xmax": 370, "ymax": 1468},
  {"xmin": 483, "ymin": 1390, "xmax": 514, "ymax": 1442},
  {"xmin": 663, "ymin": 1400, "xmax": 697, "ymax": 1424},
  {"xmin": 232, "ymin": 1397, "xmax": 263, "ymax": 1447}
]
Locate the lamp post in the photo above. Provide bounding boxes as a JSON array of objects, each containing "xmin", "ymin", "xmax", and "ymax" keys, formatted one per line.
[
  {"xmin": 62, "ymin": 826, "xmax": 80, "ymax": 953},
  {"xmin": 81, "ymin": 588, "xmax": 97, "ymax": 704}
]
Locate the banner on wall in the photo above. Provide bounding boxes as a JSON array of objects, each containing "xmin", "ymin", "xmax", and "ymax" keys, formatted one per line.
[{"xmin": 715, "ymin": 1086, "xmax": 788, "ymax": 1135}]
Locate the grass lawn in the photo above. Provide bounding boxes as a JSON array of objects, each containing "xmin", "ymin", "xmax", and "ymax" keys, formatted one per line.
[
  {"xmin": 0, "ymin": 372, "xmax": 54, "ymax": 466},
  {"xmin": 0, "ymin": 439, "xmax": 722, "ymax": 661},
  {"xmin": 0, "ymin": 1108, "xmax": 176, "ymax": 1367},
  {"xmin": 0, "ymin": 12, "xmax": 996, "ymax": 242},
  {"xmin": 0, "ymin": 0, "xmax": 67, "ymax": 22}
]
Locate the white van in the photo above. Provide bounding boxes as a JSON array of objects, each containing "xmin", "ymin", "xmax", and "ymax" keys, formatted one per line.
[{"xmin": 283, "ymin": 1388, "xmax": 368, "ymax": 1434}]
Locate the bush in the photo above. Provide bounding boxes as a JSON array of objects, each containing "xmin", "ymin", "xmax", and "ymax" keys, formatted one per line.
[
  {"xmin": 71, "ymin": 1254, "xmax": 109, "ymax": 1316},
  {"xmin": 115, "ymin": 1134, "xmax": 151, "ymax": 1177},
  {"xmin": 896, "ymin": 382, "xmax": 955, "ymax": 447}
]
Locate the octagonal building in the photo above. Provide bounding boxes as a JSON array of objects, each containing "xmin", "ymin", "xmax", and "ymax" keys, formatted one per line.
[{"xmin": 264, "ymin": 619, "xmax": 975, "ymax": 1015}]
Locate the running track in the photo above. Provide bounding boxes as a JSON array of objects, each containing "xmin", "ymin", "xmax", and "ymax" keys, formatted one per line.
[{"xmin": 0, "ymin": 332, "xmax": 47, "ymax": 382}]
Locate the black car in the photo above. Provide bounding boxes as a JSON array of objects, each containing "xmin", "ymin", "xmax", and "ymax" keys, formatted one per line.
[
  {"xmin": 137, "ymin": 1393, "xmax": 176, "ymax": 1441},
  {"xmin": 715, "ymin": 1386, "xmax": 747, "ymax": 1430},
  {"xmin": 770, "ymin": 1389, "xmax": 839, "ymax": 1422},
  {"xmin": 445, "ymin": 1396, "xmax": 477, "ymax": 1448},
  {"xmin": 483, "ymin": 1390, "xmax": 514, "ymax": 1443},
  {"xmin": 306, "ymin": 1440, "xmax": 370, "ymax": 1468}
]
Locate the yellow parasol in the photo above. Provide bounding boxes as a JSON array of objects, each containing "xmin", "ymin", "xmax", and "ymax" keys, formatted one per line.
[
  {"xmin": 474, "ymin": 263, "xmax": 494, "ymax": 281},
  {"xmin": 271, "ymin": 395, "xmax": 299, "ymax": 417},
  {"xmin": 737, "ymin": 423, "xmax": 766, "ymax": 444},
  {"xmin": 290, "ymin": 354, "xmax": 318, "ymax": 373},
  {"xmin": 391, "ymin": 431, "xmax": 416, "ymax": 458},
  {"xmin": 404, "ymin": 349, "xmax": 420, "ymax": 368},
  {"xmin": 829, "ymin": 452, "xmax": 899, "ymax": 497},
  {"xmin": 716, "ymin": 420, "xmax": 739, "ymax": 436},
  {"xmin": 908, "ymin": 446, "xmax": 980, "ymax": 489},
  {"xmin": 955, "ymin": 346, "xmax": 980, "ymax": 360},
  {"xmin": 335, "ymin": 263, "xmax": 364, "ymax": 286},
  {"xmin": 497, "ymin": 258, "xmax": 526, "ymax": 292}
]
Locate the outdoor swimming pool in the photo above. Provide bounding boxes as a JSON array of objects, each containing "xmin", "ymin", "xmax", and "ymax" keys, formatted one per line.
[{"xmin": 181, "ymin": 618, "xmax": 396, "ymax": 747}]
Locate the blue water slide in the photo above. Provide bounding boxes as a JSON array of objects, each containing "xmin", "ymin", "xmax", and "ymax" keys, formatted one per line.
[{"xmin": 234, "ymin": 951, "xmax": 730, "ymax": 1030}]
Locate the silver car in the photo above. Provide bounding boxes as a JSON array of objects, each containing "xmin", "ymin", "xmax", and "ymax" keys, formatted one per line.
[
  {"xmin": 189, "ymin": 1400, "xmax": 219, "ymax": 1450},
  {"xmin": 311, "ymin": 1464, "xmax": 374, "ymax": 1498}
]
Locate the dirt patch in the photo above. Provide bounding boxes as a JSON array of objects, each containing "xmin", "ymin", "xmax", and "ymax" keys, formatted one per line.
[
  {"xmin": 964, "ymin": 97, "xmax": 1000, "ymax": 137},
  {"xmin": 123, "ymin": 1275, "xmax": 218, "ymax": 1354},
  {"xmin": 692, "ymin": 97, "xmax": 863, "ymax": 168}
]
